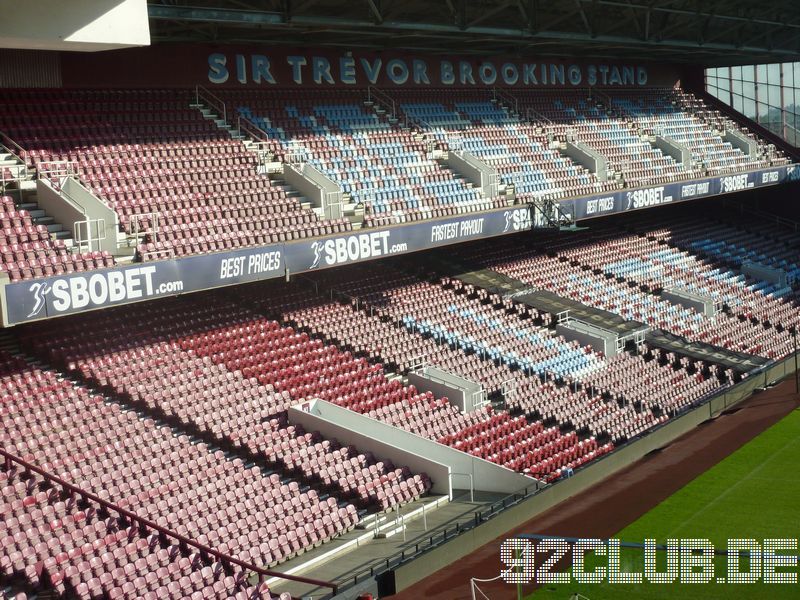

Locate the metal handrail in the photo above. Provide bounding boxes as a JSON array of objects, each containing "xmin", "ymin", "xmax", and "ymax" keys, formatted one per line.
[
  {"xmin": 491, "ymin": 87, "xmax": 519, "ymax": 114},
  {"xmin": 590, "ymin": 86, "xmax": 613, "ymax": 107},
  {"xmin": 0, "ymin": 131, "xmax": 27, "ymax": 162},
  {"xmin": 195, "ymin": 84, "xmax": 228, "ymax": 124},
  {"xmin": 130, "ymin": 211, "xmax": 160, "ymax": 245},
  {"xmin": 37, "ymin": 160, "xmax": 78, "ymax": 192},
  {"xmin": 408, "ymin": 353, "xmax": 428, "ymax": 373},
  {"xmin": 237, "ymin": 114, "xmax": 271, "ymax": 143},
  {"xmin": 525, "ymin": 107, "xmax": 553, "ymax": 126},
  {"xmin": 367, "ymin": 86, "xmax": 398, "ymax": 118},
  {"xmin": 448, "ymin": 472, "xmax": 474, "ymax": 503},
  {"xmin": 0, "ymin": 162, "xmax": 27, "ymax": 186},
  {"xmin": 0, "ymin": 447, "xmax": 338, "ymax": 594},
  {"xmin": 73, "ymin": 218, "xmax": 106, "ymax": 253},
  {"xmin": 140, "ymin": 248, "xmax": 176, "ymax": 262}
]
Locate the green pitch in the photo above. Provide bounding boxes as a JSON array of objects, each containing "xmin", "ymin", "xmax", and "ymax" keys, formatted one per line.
[{"xmin": 529, "ymin": 408, "xmax": 800, "ymax": 599}]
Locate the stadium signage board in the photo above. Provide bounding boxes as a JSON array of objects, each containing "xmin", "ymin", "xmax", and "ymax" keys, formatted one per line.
[
  {"xmin": 60, "ymin": 45, "xmax": 681, "ymax": 89},
  {"xmin": 567, "ymin": 165, "xmax": 796, "ymax": 220},
  {"xmin": 2, "ymin": 165, "xmax": 796, "ymax": 325},
  {"xmin": 206, "ymin": 53, "xmax": 650, "ymax": 88},
  {"xmin": 283, "ymin": 207, "xmax": 532, "ymax": 272},
  {"xmin": 3, "ymin": 245, "xmax": 284, "ymax": 324}
]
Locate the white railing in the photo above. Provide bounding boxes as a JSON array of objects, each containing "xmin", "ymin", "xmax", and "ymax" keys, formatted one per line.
[
  {"xmin": 471, "ymin": 388, "xmax": 489, "ymax": 410},
  {"xmin": 408, "ymin": 353, "xmax": 428, "ymax": 373},
  {"xmin": 396, "ymin": 506, "xmax": 406, "ymax": 542},
  {"xmin": 448, "ymin": 132, "xmax": 464, "ymax": 151},
  {"xmin": 140, "ymin": 248, "xmax": 175, "ymax": 262},
  {"xmin": 37, "ymin": 160, "xmax": 78, "ymax": 191},
  {"xmin": 525, "ymin": 107, "xmax": 553, "ymax": 126},
  {"xmin": 324, "ymin": 189, "xmax": 343, "ymax": 219},
  {"xmin": 501, "ymin": 377, "xmax": 518, "ymax": 401},
  {"xmin": 285, "ymin": 140, "xmax": 310, "ymax": 165},
  {"xmin": 73, "ymin": 218, "xmax": 106, "ymax": 253},
  {"xmin": 0, "ymin": 132, "xmax": 27, "ymax": 163},
  {"xmin": 236, "ymin": 114, "xmax": 271, "ymax": 143},
  {"xmin": 0, "ymin": 161, "xmax": 27, "ymax": 187},
  {"xmin": 129, "ymin": 212, "xmax": 160, "ymax": 245}
]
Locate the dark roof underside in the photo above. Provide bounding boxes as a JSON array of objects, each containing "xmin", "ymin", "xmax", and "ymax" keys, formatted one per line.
[{"xmin": 147, "ymin": 0, "xmax": 800, "ymax": 66}]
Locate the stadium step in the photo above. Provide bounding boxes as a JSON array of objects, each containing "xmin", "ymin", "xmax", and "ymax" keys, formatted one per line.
[
  {"xmin": 32, "ymin": 215, "xmax": 55, "ymax": 226},
  {"xmin": 0, "ymin": 329, "xmax": 22, "ymax": 355}
]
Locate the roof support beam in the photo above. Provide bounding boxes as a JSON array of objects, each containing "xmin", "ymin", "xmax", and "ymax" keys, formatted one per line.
[
  {"xmin": 467, "ymin": 1, "xmax": 512, "ymax": 29},
  {"xmin": 146, "ymin": 4, "xmax": 800, "ymax": 58},
  {"xmin": 574, "ymin": 0, "xmax": 593, "ymax": 37},
  {"xmin": 365, "ymin": 0, "xmax": 382, "ymax": 24}
]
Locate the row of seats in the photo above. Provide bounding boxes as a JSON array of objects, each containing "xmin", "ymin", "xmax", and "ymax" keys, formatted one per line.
[
  {"xmin": 0, "ymin": 86, "xmax": 790, "ymax": 280},
  {"xmin": 0, "ymin": 89, "xmax": 349, "ymax": 265},
  {"xmin": 449, "ymin": 219, "xmax": 799, "ymax": 360},
  {"xmin": 1, "ymin": 358, "xmax": 360, "ymax": 569},
  {"xmin": 297, "ymin": 262, "xmax": 721, "ymax": 433},
  {"xmin": 22, "ymin": 299, "xmax": 430, "ymax": 513},
  {"xmin": 1, "ymin": 466, "xmax": 278, "ymax": 600}
]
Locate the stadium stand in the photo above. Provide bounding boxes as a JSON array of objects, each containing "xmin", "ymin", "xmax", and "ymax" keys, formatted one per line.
[
  {"xmin": 233, "ymin": 264, "xmax": 715, "ymax": 440},
  {"xmin": 0, "ymin": 85, "xmax": 789, "ymax": 283},
  {"xmin": 0, "ymin": 195, "xmax": 113, "ymax": 281},
  {"xmin": 1, "ymin": 11, "xmax": 799, "ymax": 597},
  {"xmin": 20, "ymin": 298, "xmax": 431, "ymax": 513},
  {"xmin": 453, "ymin": 232, "xmax": 798, "ymax": 360},
  {"xmin": 0, "ymin": 89, "xmax": 352, "ymax": 265},
  {"xmin": 231, "ymin": 89, "xmax": 501, "ymax": 227},
  {"xmin": 1, "ymin": 466, "xmax": 277, "ymax": 599}
]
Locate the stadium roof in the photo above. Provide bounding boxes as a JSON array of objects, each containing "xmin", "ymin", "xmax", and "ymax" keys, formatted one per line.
[{"xmin": 147, "ymin": 0, "xmax": 800, "ymax": 66}]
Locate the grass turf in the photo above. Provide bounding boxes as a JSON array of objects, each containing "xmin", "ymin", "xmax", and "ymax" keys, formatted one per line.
[{"xmin": 527, "ymin": 408, "xmax": 800, "ymax": 599}]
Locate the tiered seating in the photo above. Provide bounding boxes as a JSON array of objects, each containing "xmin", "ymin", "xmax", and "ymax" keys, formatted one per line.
[
  {"xmin": 610, "ymin": 89, "xmax": 782, "ymax": 175},
  {"xmin": 459, "ymin": 124, "xmax": 615, "ymax": 199},
  {"xmin": 666, "ymin": 218, "xmax": 800, "ymax": 289},
  {"xmin": 0, "ymin": 351, "xmax": 358, "ymax": 574},
  {"xmin": 451, "ymin": 227, "xmax": 798, "ymax": 360},
  {"xmin": 391, "ymin": 90, "xmax": 616, "ymax": 200},
  {"xmin": 673, "ymin": 90, "xmax": 788, "ymax": 167},
  {"xmin": 0, "ymin": 195, "xmax": 113, "ymax": 281},
  {"xmin": 1, "ymin": 468, "xmax": 274, "ymax": 599},
  {"xmin": 22, "ymin": 299, "xmax": 430, "ymax": 512},
  {"xmin": 550, "ymin": 224, "xmax": 798, "ymax": 327},
  {"xmin": 513, "ymin": 90, "xmax": 691, "ymax": 186},
  {"xmin": 231, "ymin": 90, "xmax": 499, "ymax": 227},
  {"xmin": 314, "ymin": 266, "xmax": 607, "ymax": 379},
  {"xmin": 186, "ymin": 279, "xmax": 607, "ymax": 479},
  {"xmin": 303, "ymin": 263, "xmax": 719, "ymax": 427},
  {"xmin": 285, "ymin": 298, "xmax": 517, "ymax": 390},
  {"xmin": 0, "ymin": 86, "xmax": 788, "ymax": 272},
  {"xmin": 0, "ymin": 89, "xmax": 350, "ymax": 260},
  {"xmin": 176, "ymin": 303, "xmax": 587, "ymax": 480},
  {"xmin": 581, "ymin": 350, "xmax": 719, "ymax": 415}
]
